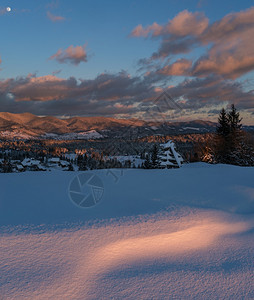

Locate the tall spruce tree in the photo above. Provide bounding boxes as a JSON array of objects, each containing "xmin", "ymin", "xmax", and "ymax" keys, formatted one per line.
[
  {"xmin": 215, "ymin": 108, "xmax": 231, "ymax": 163},
  {"xmin": 213, "ymin": 105, "xmax": 253, "ymax": 165},
  {"xmin": 227, "ymin": 104, "xmax": 243, "ymax": 152},
  {"xmin": 144, "ymin": 154, "xmax": 151, "ymax": 169},
  {"xmin": 151, "ymin": 144, "xmax": 159, "ymax": 168},
  {"xmin": 217, "ymin": 108, "xmax": 230, "ymax": 137},
  {"xmin": 228, "ymin": 104, "xmax": 242, "ymax": 132}
]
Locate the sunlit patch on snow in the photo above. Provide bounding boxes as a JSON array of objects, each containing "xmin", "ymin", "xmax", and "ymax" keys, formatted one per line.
[
  {"xmin": 92, "ymin": 219, "xmax": 251, "ymax": 274},
  {"xmin": 1, "ymin": 211, "xmax": 253, "ymax": 299}
]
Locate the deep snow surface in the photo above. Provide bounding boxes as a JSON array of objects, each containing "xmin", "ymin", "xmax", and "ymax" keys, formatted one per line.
[{"xmin": 0, "ymin": 163, "xmax": 254, "ymax": 299}]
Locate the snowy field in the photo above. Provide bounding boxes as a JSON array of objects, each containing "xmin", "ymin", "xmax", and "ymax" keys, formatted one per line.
[{"xmin": 0, "ymin": 163, "xmax": 254, "ymax": 299}]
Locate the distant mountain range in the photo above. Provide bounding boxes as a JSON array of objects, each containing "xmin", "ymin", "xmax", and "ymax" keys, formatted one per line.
[{"xmin": 0, "ymin": 112, "xmax": 253, "ymax": 140}]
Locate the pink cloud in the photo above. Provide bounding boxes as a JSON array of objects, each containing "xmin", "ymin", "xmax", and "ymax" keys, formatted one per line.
[
  {"xmin": 201, "ymin": 7, "xmax": 254, "ymax": 43},
  {"xmin": 10, "ymin": 75, "xmax": 68, "ymax": 101},
  {"xmin": 131, "ymin": 22, "xmax": 163, "ymax": 37},
  {"xmin": 165, "ymin": 10, "xmax": 209, "ymax": 37},
  {"xmin": 0, "ymin": 72, "xmax": 254, "ymax": 118},
  {"xmin": 50, "ymin": 45, "xmax": 88, "ymax": 65},
  {"xmin": 131, "ymin": 10, "xmax": 208, "ymax": 38},
  {"xmin": 192, "ymin": 7, "xmax": 254, "ymax": 78},
  {"xmin": 133, "ymin": 7, "xmax": 254, "ymax": 79},
  {"xmin": 47, "ymin": 11, "xmax": 65, "ymax": 22},
  {"xmin": 0, "ymin": 72, "xmax": 156, "ymax": 103},
  {"xmin": 158, "ymin": 59, "xmax": 192, "ymax": 76},
  {"xmin": 192, "ymin": 53, "xmax": 254, "ymax": 79},
  {"xmin": 131, "ymin": 10, "xmax": 208, "ymax": 58}
]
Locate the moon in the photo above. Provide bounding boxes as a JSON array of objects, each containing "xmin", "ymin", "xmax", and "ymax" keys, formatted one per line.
[{"xmin": 6, "ymin": 7, "xmax": 11, "ymax": 12}]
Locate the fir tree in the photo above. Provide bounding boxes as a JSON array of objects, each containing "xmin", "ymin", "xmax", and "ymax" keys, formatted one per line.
[
  {"xmin": 151, "ymin": 144, "xmax": 159, "ymax": 168},
  {"xmin": 228, "ymin": 104, "xmax": 242, "ymax": 132},
  {"xmin": 216, "ymin": 108, "xmax": 230, "ymax": 137},
  {"xmin": 144, "ymin": 154, "xmax": 151, "ymax": 169},
  {"xmin": 213, "ymin": 105, "xmax": 254, "ymax": 165},
  {"xmin": 78, "ymin": 154, "xmax": 88, "ymax": 171},
  {"xmin": 227, "ymin": 104, "xmax": 243, "ymax": 152},
  {"xmin": 215, "ymin": 108, "xmax": 231, "ymax": 163},
  {"xmin": 2, "ymin": 159, "xmax": 13, "ymax": 173}
]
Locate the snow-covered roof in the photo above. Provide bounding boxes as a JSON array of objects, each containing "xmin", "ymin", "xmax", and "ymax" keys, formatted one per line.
[
  {"xmin": 60, "ymin": 161, "xmax": 69, "ymax": 166},
  {"xmin": 38, "ymin": 165, "xmax": 46, "ymax": 171},
  {"xmin": 160, "ymin": 140, "xmax": 175, "ymax": 149},
  {"xmin": 49, "ymin": 157, "xmax": 60, "ymax": 163},
  {"xmin": 21, "ymin": 158, "xmax": 41, "ymax": 166},
  {"xmin": 160, "ymin": 161, "xmax": 175, "ymax": 166},
  {"xmin": 16, "ymin": 164, "xmax": 24, "ymax": 170}
]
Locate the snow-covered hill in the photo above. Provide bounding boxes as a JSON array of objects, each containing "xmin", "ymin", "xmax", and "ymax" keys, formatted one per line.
[
  {"xmin": 0, "ymin": 163, "xmax": 254, "ymax": 299},
  {"xmin": 0, "ymin": 112, "xmax": 220, "ymax": 139}
]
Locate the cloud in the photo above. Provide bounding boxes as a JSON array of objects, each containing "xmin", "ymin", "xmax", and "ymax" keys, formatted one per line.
[
  {"xmin": 191, "ymin": 8, "xmax": 254, "ymax": 79},
  {"xmin": 3, "ymin": 75, "xmax": 71, "ymax": 101},
  {"xmin": 167, "ymin": 75, "xmax": 254, "ymax": 110},
  {"xmin": 153, "ymin": 37, "xmax": 198, "ymax": 58},
  {"xmin": 158, "ymin": 59, "xmax": 192, "ymax": 76},
  {"xmin": 131, "ymin": 22, "xmax": 163, "ymax": 37},
  {"xmin": 201, "ymin": 7, "xmax": 254, "ymax": 43},
  {"xmin": 49, "ymin": 45, "xmax": 88, "ymax": 65},
  {"xmin": 132, "ymin": 7, "xmax": 254, "ymax": 79},
  {"xmin": 165, "ymin": 10, "xmax": 209, "ymax": 37},
  {"xmin": 131, "ymin": 10, "xmax": 208, "ymax": 38},
  {"xmin": 192, "ymin": 53, "xmax": 254, "ymax": 79},
  {"xmin": 47, "ymin": 11, "xmax": 65, "ymax": 22},
  {"xmin": 0, "ymin": 72, "xmax": 253, "ymax": 120},
  {"xmin": 131, "ymin": 10, "xmax": 208, "ymax": 57},
  {"xmin": 0, "ymin": 72, "xmax": 163, "ymax": 117}
]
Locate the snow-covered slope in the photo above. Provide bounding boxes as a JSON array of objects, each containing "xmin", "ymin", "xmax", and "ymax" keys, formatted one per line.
[
  {"xmin": 0, "ymin": 163, "xmax": 254, "ymax": 299},
  {"xmin": 0, "ymin": 112, "xmax": 220, "ymax": 139}
]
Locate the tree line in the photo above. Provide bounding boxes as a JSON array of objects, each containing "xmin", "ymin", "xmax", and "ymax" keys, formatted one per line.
[{"xmin": 203, "ymin": 104, "xmax": 254, "ymax": 166}]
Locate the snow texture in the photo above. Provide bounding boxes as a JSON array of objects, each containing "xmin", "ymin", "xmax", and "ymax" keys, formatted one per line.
[{"xmin": 0, "ymin": 163, "xmax": 254, "ymax": 299}]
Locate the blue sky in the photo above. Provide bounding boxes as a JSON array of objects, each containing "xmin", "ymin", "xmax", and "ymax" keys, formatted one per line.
[
  {"xmin": 0, "ymin": 0, "xmax": 254, "ymax": 124},
  {"xmin": 1, "ymin": 0, "xmax": 250, "ymax": 78}
]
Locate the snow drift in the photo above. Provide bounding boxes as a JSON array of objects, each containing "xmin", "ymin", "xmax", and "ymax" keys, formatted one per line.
[{"xmin": 0, "ymin": 163, "xmax": 254, "ymax": 299}]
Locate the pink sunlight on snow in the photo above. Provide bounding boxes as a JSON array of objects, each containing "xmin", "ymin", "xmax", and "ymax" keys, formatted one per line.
[{"xmin": 1, "ymin": 210, "xmax": 253, "ymax": 299}]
